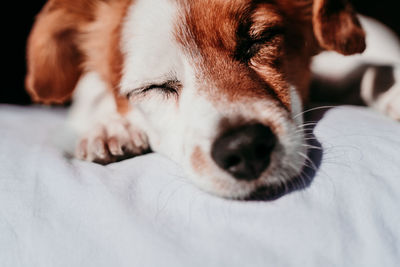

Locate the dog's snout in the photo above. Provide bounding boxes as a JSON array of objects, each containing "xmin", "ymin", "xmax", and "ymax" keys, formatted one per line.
[{"xmin": 211, "ymin": 124, "xmax": 276, "ymax": 181}]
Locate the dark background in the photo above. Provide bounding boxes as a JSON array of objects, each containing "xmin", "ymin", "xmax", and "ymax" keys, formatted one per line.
[{"xmin": 2, "ymin": 0, "xmax": 399, "ymax": 105}]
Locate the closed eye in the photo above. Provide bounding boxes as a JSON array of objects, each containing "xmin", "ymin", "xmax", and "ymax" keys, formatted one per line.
[
  {"xmin": 235, "ymin": 26, "xmax": 284, "ymax": 62},
  {"xmin": 127, "ymin": 79, "xmax": 181, "ymax": 99}
]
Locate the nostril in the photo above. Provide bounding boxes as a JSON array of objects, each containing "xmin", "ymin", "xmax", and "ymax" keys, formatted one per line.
[
  {"xmin": 254, "ymin": 143, "xmax": 271, "ymax": 159},
  {"xmin": 225, "ymin": 154, "xmax": 242, "ymax": 169},
  {"xmin": 211, "ymin": 123, "xmax": 277, "ymax": 181}
]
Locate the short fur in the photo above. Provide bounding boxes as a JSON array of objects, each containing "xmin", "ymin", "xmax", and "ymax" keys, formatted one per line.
[{"xmin": 25, "ymin": 0, "xmax": 399, "ymax": 198}]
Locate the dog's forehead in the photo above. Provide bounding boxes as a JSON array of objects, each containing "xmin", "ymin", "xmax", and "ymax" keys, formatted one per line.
[
  {"xmin": 175, "ymin": 0, "xmax": 291, "ymax": 103},
  {"xmin": 120, "ymin": 0, "xmax": 182, "ymax": 94},
  {"xmin": 119, "ymin": 0, "xmax": 292, "ymax": 100},
  {"xmin": 119, "ymin": 0, "xmax": 253, "ymax": 94},
  {"xmin": 176, "ymin": 0, "xmax": 284, "ymax": 49}
]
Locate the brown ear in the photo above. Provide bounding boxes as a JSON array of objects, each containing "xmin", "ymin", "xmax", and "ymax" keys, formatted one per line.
[
  {"xmin": 26, "ymin": 1, "xmax": 85, "ymax": 104},
  {"xmin": 312, "ymin": 0, "xmax": 366, "ymax": 55}
]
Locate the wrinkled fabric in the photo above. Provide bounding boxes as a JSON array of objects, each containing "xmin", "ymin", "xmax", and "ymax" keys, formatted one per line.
[{"xmin": 1, "ymin": 105, "xmax": 399, "ymax": 267}]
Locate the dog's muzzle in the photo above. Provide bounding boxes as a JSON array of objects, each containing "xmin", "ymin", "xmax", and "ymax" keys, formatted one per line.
[{"xmin": 211, "ymin": 124, "xmax": 276, "ymax": 181}]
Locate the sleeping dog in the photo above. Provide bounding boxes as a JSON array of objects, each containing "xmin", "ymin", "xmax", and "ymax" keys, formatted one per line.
[{"xmin": 26, "ymin": 0, "xmax": 400, "ymax": 199}]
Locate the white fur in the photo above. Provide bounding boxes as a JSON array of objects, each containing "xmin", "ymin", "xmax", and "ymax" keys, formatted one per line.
[
  {"xmin": 69, "ymin": 72, "xmax": 148, "ymax": 162},
  {"xmin": 68, "ymin": 0, "xmax": 309, "ymax": 198},
  {"xmin": 112, "ymin": 0, "xmax": 308, "ymax": 198},
  {"xmin": 68, "ymin": 72, "xmax": 116, "ymax": 135},
  {"xmin": 120, "ymin": 0, "xmax": 182, "ymax": 95},
  {"xmin": 55, "ymin": 0, "xmax": 310, "ymax": 198}
]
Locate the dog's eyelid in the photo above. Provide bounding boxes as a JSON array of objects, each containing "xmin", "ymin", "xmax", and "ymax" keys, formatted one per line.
[
  {"xmin": 234, "ymin": 25, "xmax": 284, "ymax": 63},
  {"xmin": 147, "ymin": 79, "xmax": 181, "ymax": 92},
  {"xmin": 249, "ymin": 25, "xmax": 284, "ymax": 42},
  {"xmin": 127, "ymin": 79, "xmax": 181, "ymax": 98}
]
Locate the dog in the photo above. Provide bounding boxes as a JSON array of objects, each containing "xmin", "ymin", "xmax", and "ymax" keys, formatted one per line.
[{"xmin": 25, "ymin": 0, "xmax": 400, "ymax": 199}]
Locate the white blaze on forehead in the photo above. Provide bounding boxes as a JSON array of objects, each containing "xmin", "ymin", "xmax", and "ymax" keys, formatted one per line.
[
  {"xmin": 116, "ymin": 0, "xmax": 307, "ymax": 198},
  {"xmin": 120, "ymin": 0, "xmax": 182, "ymax": 95}
]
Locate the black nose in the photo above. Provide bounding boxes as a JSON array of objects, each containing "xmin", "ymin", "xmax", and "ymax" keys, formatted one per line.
[{"xmin": 211, "ymin": 124, "xmax": 277, "ymax": 181}]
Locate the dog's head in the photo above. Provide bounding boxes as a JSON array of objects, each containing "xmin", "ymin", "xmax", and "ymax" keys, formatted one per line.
[
  {"xmin": 119, "ymin": 0, "xmax": 365, "ymax": 198},
  {"xmin": 27, "ymin": 0, "xmax": 365, "ymax": 199}
]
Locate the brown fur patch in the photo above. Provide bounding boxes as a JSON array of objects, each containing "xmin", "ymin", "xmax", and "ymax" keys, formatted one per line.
[
  {"xmin": 26, "ymin": 0, "xmax": 132, "ymax": 112},
  {"xmin": 80, "ymin": 1, "xmax": 131, "ymax": 90},
  {"xmin": 25, "ymin": 0, "xmax": 94, "ymax": 104},
  {"xmin": 80, "ymin": 0, "xmax": 132, "ymax": 113},
  {"xmin": 175, "ymin": 0, "xmax": 364, "ymax": 107},
  {"xmin": 191, "ymin": 146, "xmax": 209, "ymax": 175},
  {"xmin": 175, "ymin": 0, "xmax": 317, "ymax": 109},
  {"xmin": 176, "ymin": 1, "xmax": 283, "ymax": 107},
  {"xmin": 313, "ymin": 0, "xmax": 366, "ymax": 55},
  {"xmin": 26, "ymin": 0, "xmax": 365, "ymax": 113}
]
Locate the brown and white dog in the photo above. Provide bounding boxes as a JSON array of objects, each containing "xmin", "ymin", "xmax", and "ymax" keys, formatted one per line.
[{"xmin": 26, "ymin": 0, "xmax": 400, "ymax": 199}]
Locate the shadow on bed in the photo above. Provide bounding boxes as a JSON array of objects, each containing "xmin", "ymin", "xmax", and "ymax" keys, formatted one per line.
[
  {"xmin": 247, "ymin": 115, "xmax": 324, "ymax": 201},
  {"xmin": 248, "ymin": 63, "xmax": 397, "ymax": 201}
]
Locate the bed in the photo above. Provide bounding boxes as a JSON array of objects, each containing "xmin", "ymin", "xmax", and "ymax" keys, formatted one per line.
[{"xmin": 1, "ymin": 104, "xmax": 399, "ymax": 267}]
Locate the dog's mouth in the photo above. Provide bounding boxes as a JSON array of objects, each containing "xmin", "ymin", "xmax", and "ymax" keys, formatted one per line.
[
  {"xmin": 244, "ymin": 132, "xmax": 323, "ymax": 201},
  {"xmin": 186, "ymin": 112, "xmax": 322, "ymax": 200},
  {"xmin": 246, "ymin": 184, "xmax": 287, "ymax": 201},
  {"xmin": 244, "ymin": 169, "xmax": 313, "ymax": 201}
]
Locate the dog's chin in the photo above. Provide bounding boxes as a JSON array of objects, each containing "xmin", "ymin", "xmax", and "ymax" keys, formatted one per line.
[
  {"xmin": 181, "ymin": 106, "xmax": 308, "ymax": 200},
  {"xmin": 185, "ymin": 147, "xmax": 308, "ymax": 200},
  {"xmin": 245, "ymin": 184, "xmax": 288, "ymax": 201},
  {"xmin": 188, "ymin": 124, "xmax": 307, "ymax": 199},
  {"xmin": 187, "ymin": 169, "xmax": 306, "ymax": 200}
]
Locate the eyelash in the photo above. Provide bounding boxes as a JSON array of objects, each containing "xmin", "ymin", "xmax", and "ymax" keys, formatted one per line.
[
  {"xmin": 235, "ymin": 27, "xmax": 284, "ymax": 62},
  {"xmin": 129, "ymin": 80, "xmax": 181, "ymax": 99},
  {"xmin": 141, "ymin": 84, "xmax": 178, "ymax": 95}
]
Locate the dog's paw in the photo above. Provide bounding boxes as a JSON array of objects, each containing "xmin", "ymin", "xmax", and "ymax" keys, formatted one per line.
[
  {"xmin": 361, "ymin": 66, "xmax": 400, "ymax": 121},
  {"xmin": 75, "ymin": 117, "xmax": 149, "ymax": 164},
  {"xmin": 378, "ymin": 88, "xmax": 400, "ymax": 121}
]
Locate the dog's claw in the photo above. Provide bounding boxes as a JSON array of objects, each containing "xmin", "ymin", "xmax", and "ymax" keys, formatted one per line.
[
  {"xmin": 107, "ymin": 137, "xmax": 124, "ymax": 156},
  {"xmin": 76, "ymin": 139, "xmax": 88, "ymax": 160},
  {"xmin": 75, "ymin": 117, "xmax": 148, "ymax": 164}
]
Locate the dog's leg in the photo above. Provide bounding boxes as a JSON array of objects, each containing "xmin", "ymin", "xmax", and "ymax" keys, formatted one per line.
[
  {"xmin": 358, "ymin": 16, "xmax": 400, "ymax": 120},
  {"xmin": 361, "ymin": 66, "xmax": 400, "ymax": 120},
  {"xmin": 68, "ymin": 72, "xmax": 149, "ymax": 164},
  {"xmin": 312, "ymin": 15, "xmax": 400, "ymax": 120}
]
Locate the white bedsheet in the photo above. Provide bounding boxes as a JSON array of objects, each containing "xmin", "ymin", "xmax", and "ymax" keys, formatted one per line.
[{"xmin": 1, "ymin": 105, "xmax": 400, "ymax": 267}]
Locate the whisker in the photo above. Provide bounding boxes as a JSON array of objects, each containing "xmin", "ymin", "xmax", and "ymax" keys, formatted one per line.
[
  {"xmin": 301, "ymin": 144, "xmax": 323, "ymax": 150},
  {"xmin": 297, "ymin": 151, "xmax": 319, "ymax": 173},
  {"xmin": 301, "ymin": 159, "xmax": 318, "ymax": 173},
  {"xmin": 278, "ymin": 173, "xmax": 290, "ymax": 194},
  {"xmin": 296, "ymin": 122, "xmax": 319, "ymax": 129},
  {"xmin": 302, "ymin": 170, "xmax": 315, "ymax": 186},
  {"xmin": 294, "ymin": 128, "xmax": 315, "ymax": 134},
  {"xmin": 293, "ymin": 105, "xmax": 336, "ymax": 119}
]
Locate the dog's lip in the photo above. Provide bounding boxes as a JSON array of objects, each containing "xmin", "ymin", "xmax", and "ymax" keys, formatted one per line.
[
  {"xmin": 244, "ymin": 184, "xmax": 287, "ymax": 201},
  {"xmin": 243, "ymin": 143, "xmax": 321, "ymax": 201}
]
